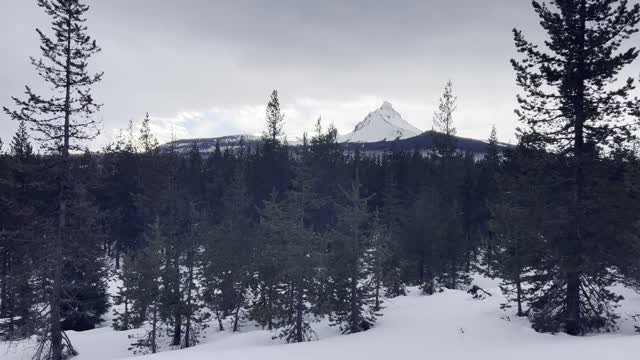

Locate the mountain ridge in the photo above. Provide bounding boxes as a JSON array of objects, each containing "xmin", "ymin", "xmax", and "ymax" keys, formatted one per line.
[
  {"xmin": 164, "ymin": 131, "xmax": 505, "ymax": 155},
  {"xmin": 163, "ymin": 102, "xmax": 507, "ymax": 154}
]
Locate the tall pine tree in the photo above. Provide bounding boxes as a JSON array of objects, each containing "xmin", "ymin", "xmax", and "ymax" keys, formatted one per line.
[
  {"xmin": 3, "ymin": 1, "xmax": 103, "ymax": 357},
  {"xmin": 512, "ymin": 0, "xmax": 640, "ymax": 334}
]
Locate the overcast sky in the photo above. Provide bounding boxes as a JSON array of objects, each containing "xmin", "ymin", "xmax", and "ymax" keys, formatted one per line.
[{"xmin": 1, "ymin": 1, "xmax": 559, "ymax": 148}]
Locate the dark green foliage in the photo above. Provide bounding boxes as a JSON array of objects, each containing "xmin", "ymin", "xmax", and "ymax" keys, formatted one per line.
[
  {"xmin": 59, "ymin": 162, "xmax": 110, "ymax": 332},
  {"xmin": 328, "ymin": 153, "xmax": 380, "ymax": 334},
  {"xmin": 263, "ymin": 90, "xmax": 285, "ymax": 150},
  {"xmin": 3, "ymin": 0, "xmax": 104, "ymax": 358},
  {"xmin": 127, "ymin": 220, "xmax": 164, "ymax": 354},
  {"xmin": 432, "ymin": 80, "xmax": 458, "ymax": 159},
  {"xmin": 112, "ymin": 257, "xmax": 142, "ymax": 331},
  {"xmin": 3, "ymin": 105, "xmax": 640, "ymax": 351},
  {"xmin": 0, "ymin": 126, "xmax": 40, "ymax": 340},
  {"xmin": 139, "ymin": 113, "xmax": 159, "ymax": 154},
  {"xmin": 11, "ymin": 121, "xmax": 34, "ymax": 159},
  {"xmin": 490, "ymin": 146, "xmax": 548, "ymax": 317},
  {"xmin": 512, "ymin": 0, "xmax": 640, "ymax": 335},
  {"xmin": 252, "ymin": 90, "xmax": 291, "ymax": 206},
  {"xmin": 378, "ymin": 155, "xmax": 406, "ymax": 298},
  {"xmin": 3, "ymin": 0, "xmax": 102, "ymax": 153},
  {"xmin": 98, "ymin": 138, "xmax": 143, "ymax": 267},
  {"xmin": 201, "ymin": 157, "xmax": 253, "ymax": 333},
  {"xmin": 478, "ymin": 126, "xmax": 501, "ymax": 273}
]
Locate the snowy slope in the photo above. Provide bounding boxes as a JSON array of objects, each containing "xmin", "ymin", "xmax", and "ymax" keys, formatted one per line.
[
  {"xmin": 4, "ymin": 275, "xmax": 640, "ymax": 360},
  {"xmin": 169, "ymin": 134, "xmax": 261, "ymax": 153},
  {"xmin": 338, "ymin": 102, "xmax": 422, "ymax": 143}
]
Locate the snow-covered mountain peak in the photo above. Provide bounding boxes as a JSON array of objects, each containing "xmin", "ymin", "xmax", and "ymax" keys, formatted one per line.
[
  {"xmin": 339, "ymin": 101, "xmax": 422, "ymax": 143},
  {"xmin": 380, "ymin": 100, "xmax": 394, "ymax": 110}
]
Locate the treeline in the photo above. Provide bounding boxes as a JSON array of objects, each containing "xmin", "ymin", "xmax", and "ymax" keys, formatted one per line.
[
  {"xmin": 0, "ymin": 85, "xmax": 498, "ymax": 349},
  {"xmin": 3, "ymin": 86, "xmax": 640, "ymax": 352},
  {"xmin": 2, "ymin": 0, "xmax": 640, "ymax": 359}
]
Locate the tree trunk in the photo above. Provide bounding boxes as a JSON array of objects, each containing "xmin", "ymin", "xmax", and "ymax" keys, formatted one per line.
[
  {"xmin": 565, "ymin": 0, "xmax": 587, "ymax": 336},
  {"xmin": 150, "ymin": 306, "xmax": 158, "ymax": 354},
  {"xmin": 450, "ymin": 262, "xmax": 457, "ymax": 290},
  {"xmin": 0, "ymin": 244, "xmax": 8, "ymax": 319},
  {"xmin": 123, "ymin": 298, "xmax": 129, "ymax": 329},
  {"xmin": 171, "ymin": 253, "xmax": 181, "ymax": 346},
  {"xmin": 182, "ymin": 251, "xmax": 195, "ymax": 349},
  {"xmin": 287, "ymin": 281, "xmax": 294, "ymax": 324},
  {"xmin": 50, "ymin": 13, "xmax": 74, "ymax": 360},
  {"xmin": 350, "ymin": 271, "xmax": 358, "ymax": 333},
  {"xmin": 565, "ymin": 271, "xmax": 581, "ymax": 335},
  {"xmin": 114, "ymin": 247, "xmax": 120, "ymax": 270},
  {"xmin": 183, "ymin": 318, "xmax": 191, "ymax": 349},
  {"xmin": 295, "ymin": 284, "xmax": 304, "ymax": 343},
  {"xmin": 418, "ymin": 248, "xmax": 425, "ymax": 283},
  {"xmin": 215, "ymin": 309, "xmax": 224, "ymax": 332},
  {"xmin": 51, "ymin": 236, "xmax": 63, "ymax": 360},
  {"xmin": 172, "ymin": 313, "xmax": 182, "ymax": 346},
  {"xmin": 267, "ymin": 285, "xmax": 273, "ymax": 331},
  {"xmin": 516, "ymin": 274, "xmax": 523, "ymax": 317},
  {"xmin": 374, "ymin": 279, "xmax": 381, "ymax": 312},
  {"xmin": 233, "ymin": 302, "xmax": 241, "ymax": 332},
  {"xmin": 423, "ymin": 268, "xmax": 434, "ymax": 295}
]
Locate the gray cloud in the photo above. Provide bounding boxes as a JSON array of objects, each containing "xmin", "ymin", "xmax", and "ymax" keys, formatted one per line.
[{"xmin": 1, "ymin": 0, "xmax": 556, "ymax": 149}]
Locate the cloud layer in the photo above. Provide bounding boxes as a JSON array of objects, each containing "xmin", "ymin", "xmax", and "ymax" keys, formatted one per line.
[{"xmin": 2, "ymin": 0, "xmax": 548, "ymax": 149}]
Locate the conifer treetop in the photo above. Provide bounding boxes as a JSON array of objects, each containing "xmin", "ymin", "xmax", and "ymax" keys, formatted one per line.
[{"xmin": 3, "ymin": 0, "xmax": 103, "ymax": 154}]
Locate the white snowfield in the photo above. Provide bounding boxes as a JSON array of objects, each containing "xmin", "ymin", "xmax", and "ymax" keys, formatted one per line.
[
  {"xmin": 2, "ymin": 275, "xmax": 640, "ymax": 360},
  {"xmin": 338, "ymin": 102, "xmax": 422, "ymax": 143}
]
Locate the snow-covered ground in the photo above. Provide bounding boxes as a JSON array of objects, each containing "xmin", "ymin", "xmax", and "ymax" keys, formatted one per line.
[{"xmin": 3, "ymin": 275, "xmax": 640, "ymax": 360}]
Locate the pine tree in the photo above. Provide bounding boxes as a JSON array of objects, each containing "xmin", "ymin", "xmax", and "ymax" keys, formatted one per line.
[
  {"xmin": 408, "ymin": 185, "xmax": 440, "ymax": 294},
  {"xmin": 262, "ymin": 90, "xmax": 285, "ymax": 151},
  {"xmin": 112, "ymin": 256, "xmax": 142, "ymax": 331},
  {"xmin": 486, "ymin": 126, "xmax": 500, "ymax": 165},
  {"xmin": 254, "ymin": 90, "xmax": 290, "ymax": 203},
  {"xmin": 128, "ymin": 219, "xmax": 164, "ymax": 355},
  {"xmin": 379, "ymin": 157, "xmax": 406, "ymax": 298},
  {"xmin": 157, "ymin": 158, "xmax": 186, "ymax": 348},
  {"xmin": 251, "ymin": 191, "xmax": 285, "ymax": 331},
  {"xmin": 3, "ymin": 1, "xmax": 103, "ymax": 357},
  {"xmin": 202, "ymin": 157, "xmax": 253, "ymax": 333},
  {"xmin": 121, "ymin": 119, "xmax": 136, "ymax": 153},
  {"xmin": 429, "ymin": 81, "xmax": 471, "ymax": 290},
  {"xmin": 459, "ymin": 151, "xmax": 482, "ymax": 273},
  {"xmin": 267, "ymin": 156, "xmax": 320, "ymax": 343},
  {"xmin": 490, "ymin": 146, "xmax": 548, "ymax": 317},
  {"xmin": 11, "ymin": 120, "xmax": 34, "ymax": 159},
  {"xmin": 512, "ymin": 0, "xmax": 640, "ymax": 335},
  {"xmin": 59, "ymin": 160, "xmax": 109, "ymax": 333},
  {"xmin": 0, "ymin": 125, "xmax": 39, "ymax": 340},
  {"xmin": 434, "ymin": 193, "xmax": 468, "ymax": 290},
  {"xmin": 329, "ymin": 151, "xmax": 379, "ymax": 334},
  {"xmin": 179, "ymin": 205, "xmax": 206, "ymax": 349},
  {"xmin": 366, "ymin": 210, "xmax": 390, "ymax": 311},
  {"xmin": 99, "ymin": 124, "xmax": 143, "ymax": 268},
  {"xmin": 432, "ymin": 80, "xmax": 458, "ymax": 158},
  {"xmin": 139, "ymin": 113, "xmax": 159, "ymax": 154},
  {"xmin": 479, "ymin": 126, "xmax": 501, "ymax": 273}
]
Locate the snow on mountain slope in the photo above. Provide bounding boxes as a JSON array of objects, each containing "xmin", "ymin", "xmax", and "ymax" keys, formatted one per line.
[
  {"xmin": 4, "ymin": 275, "xmax": 640, "ymax": 360},
  {"xmin": 338, "ymin": 102, "xmax": 422, "ymax": 143},
  {"xmin": 170, "ymin": 134, "xmax": 261, "ymax": 153}
]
